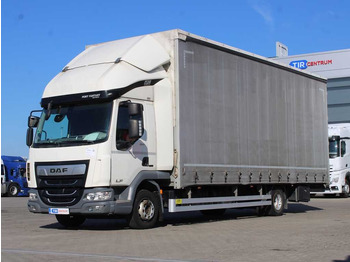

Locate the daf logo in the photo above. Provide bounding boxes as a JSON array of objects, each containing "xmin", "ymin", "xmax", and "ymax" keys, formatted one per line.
[
  {"xmin": 50, "ymin": 168, "xmax": 68, "ymax": 173},
  {"xmin": 37, "ymin": 164, "xmax": 86, "ymax": 176}
]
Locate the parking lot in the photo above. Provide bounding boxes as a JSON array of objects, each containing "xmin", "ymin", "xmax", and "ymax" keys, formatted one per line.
[{"xmin": 1, "ymin": 197, "xmax": 350, "ymax": 262}]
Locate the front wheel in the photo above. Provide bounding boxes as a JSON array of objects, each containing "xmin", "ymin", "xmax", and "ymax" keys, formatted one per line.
[
  {"xmin": 7, "ymin": 183, "xmax": 20, "ymax": 197},
  {"xmin": 56, "ymin": 215, "xmax": 86, "ymax": 228},
  {"xmin": 128, "ymin": 189, "xmax": 160, "ymax": 229},
  {"xmin": 340, "ymin": 179, "xmax": 350, "ymax": 198},
  {"xmin": 266, "ymin": 189, "xmax": 285, "ymax": 216}
]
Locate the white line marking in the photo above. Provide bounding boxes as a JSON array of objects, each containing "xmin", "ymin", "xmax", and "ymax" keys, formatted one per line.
[{"xmin": 2, "ymin": 249, "xmax": 201, "ymax": 262}]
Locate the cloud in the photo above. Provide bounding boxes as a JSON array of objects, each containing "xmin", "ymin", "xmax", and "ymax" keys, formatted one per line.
[{"xmin": 250, "ymin": 1, "xmax": 274, "ymax": 29}]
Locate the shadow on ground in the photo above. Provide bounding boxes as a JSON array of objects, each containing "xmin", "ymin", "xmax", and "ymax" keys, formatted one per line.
[
  {"xmin": 333, "ymin": 255, "xmax": 350, "ymax": 262},
  {"xmin": 40, "ymin": 202, "xmax": 322, "ymax": 231},
  {"xmin": 285, "ymin": 202, "xmax": 323, "ymax": 213}
]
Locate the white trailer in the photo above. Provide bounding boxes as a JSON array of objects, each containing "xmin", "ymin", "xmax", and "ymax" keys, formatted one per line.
[{"xmin": 26, "ymin": 30, "xmax": 329, "ymax": 228}]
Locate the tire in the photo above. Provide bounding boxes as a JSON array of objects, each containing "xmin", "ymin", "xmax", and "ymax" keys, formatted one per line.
[
  {"xmin": 200, "ymin": 209, "xmax": 226, "ymax": 216},
  {"xmin": 7, "ymin": 183, "xmax": 20, "ymax": 197},
  {"xmin": 56, "ymin": 215, "xmax": 86, "ymax": 228},
  {"xmin": 340, "ymin": 179, "xmax": 350, "ymax": 198},
  {"xmin": 256, "ymin": 206, "xmax": 268, "ymax": 216},
  {"xmin": 266, "ymin": 189, "xmax": 285, "ymax": 216},
  {"xmin": 128, "ymin": 189, "xmax": 160, "ymax": 229}
]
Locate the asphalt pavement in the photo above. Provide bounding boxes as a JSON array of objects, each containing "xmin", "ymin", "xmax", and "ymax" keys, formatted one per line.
[{"xmin": 1, "ymin": 196, "xmax": 350, "ymax": 262}]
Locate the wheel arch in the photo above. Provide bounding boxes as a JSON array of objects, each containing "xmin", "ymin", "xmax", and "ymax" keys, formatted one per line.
[
  {"xmin": 119, "ymin": 171, "xmax": 170, "ymax": 201},
  {"xmin": 345, "ymin": 172, "xmax": 350, "ymax": 182}
]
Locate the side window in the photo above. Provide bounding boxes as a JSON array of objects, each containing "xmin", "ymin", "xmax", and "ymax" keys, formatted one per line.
[
  {"xmin": 341, "ymin": 141, "xmax": 346, "ymax": 157},
  {"xmin": 116, "ymin": 103, "xmax": 143, "ymax": 150}
]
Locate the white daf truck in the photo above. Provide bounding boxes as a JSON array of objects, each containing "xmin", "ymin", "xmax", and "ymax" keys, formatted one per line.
[
  {"xmin": 26, "ymin": 30, "xmax": 329, "ymax": 229},
  {"xmin": 325, "ymin": 124, "xmax": 350, "ymax": 197}
]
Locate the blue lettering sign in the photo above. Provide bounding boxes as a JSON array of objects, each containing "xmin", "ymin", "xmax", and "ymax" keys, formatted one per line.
[{"xmin": 289, "ymin": 60, "xmax": 308, "ymax": 70}]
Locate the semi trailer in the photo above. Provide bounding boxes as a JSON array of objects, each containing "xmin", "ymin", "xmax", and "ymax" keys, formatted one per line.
[{"xmin": 26, "ymin": 29, "xmax": 329, "ymax": 228}]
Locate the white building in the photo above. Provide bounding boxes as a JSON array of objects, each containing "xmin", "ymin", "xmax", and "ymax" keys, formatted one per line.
[{"xmin": 273, "ymin": 49, "xmax": 350, "ymax": 123}]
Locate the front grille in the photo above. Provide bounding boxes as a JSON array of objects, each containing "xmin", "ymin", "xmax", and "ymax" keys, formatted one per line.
[{"xmin": 35, "ymin": 161, "xmax": 89, "ymax": 206}]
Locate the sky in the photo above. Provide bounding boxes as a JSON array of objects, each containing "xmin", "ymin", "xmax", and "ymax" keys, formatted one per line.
[{"xmin": 1, "ymin": 0, "xmax": 350, "ymax": 157}]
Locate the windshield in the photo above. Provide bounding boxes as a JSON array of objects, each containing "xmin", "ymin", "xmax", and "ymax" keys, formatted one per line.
[
  {"xmin": 329, "ymin": 139, "xmax": 340, "ymax": 159},
  {"xmin": 34, "ymin": 102, "xmax": 113, "ymax": 147}
]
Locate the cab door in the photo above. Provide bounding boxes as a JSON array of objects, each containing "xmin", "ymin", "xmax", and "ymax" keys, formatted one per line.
[{"xmin": 111, "ymin": 100, "xmax": 156, "ymax": 186}]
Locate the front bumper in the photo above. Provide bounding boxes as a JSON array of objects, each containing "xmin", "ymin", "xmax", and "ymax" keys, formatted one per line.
[
  {"xmin": 311, "ymin": 182, "xmax": 342, "ymax": 194},
  {"xmin": 323, "ymin": 185, "xmax": 342, "ymax": 194},
  {"xmin": 27, "ymin": 188, "xmax": 132, "ymax": 215}
]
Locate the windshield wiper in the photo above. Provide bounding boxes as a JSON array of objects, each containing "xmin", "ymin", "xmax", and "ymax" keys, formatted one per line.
[
  {"xmin": 35, "ymin": 139, "xmax": 95, "ymax": 146},
  {"xmin": 36, "ymin": 140, "xmax": 61, "ymax": 145},
  {"xmin": 56, "ymin": 140, "xmax": 96, "ymax": 145}
]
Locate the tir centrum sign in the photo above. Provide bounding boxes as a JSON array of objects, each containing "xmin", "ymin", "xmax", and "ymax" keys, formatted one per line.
[{"xmin": 289, "ymin": 59, "xmax": 333, "ymax": 70}]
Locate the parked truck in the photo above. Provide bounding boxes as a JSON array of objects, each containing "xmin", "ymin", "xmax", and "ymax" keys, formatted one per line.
[
  {"xmin": 313, "ymin": 124, "xmax": 350, "ymax": 197},
  {"xmin": 1, "ymin": 155, "xmax": 29, "ymax": 197},
  {"xmin": 26, "ymin": 29, "xmax": 329, "ymax": 228}
]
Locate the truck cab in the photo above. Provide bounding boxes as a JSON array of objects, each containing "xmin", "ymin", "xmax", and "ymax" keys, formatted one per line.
[
  {"xmin": 26, "ymin": 33, "xmax": 174, "ymax": 228},
  {"xmin": 1, "ymin": 156, "xmax": 29, "ymax": 197},
  {"xmin": 326, "ymin": 124, "xmax": 350, "ymax": 197}
]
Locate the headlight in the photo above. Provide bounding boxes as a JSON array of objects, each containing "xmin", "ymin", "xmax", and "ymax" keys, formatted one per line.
[
  {"xmin": 29, "ymin": 192, "xmax": 38, "ymax": 200},
  {"xmin": 85, "ymin": 191, "xmax": 112, "ymax": 201},
  {"xmin": 331, "ymin": 176, "xmax": 339, "ymax": 183}
]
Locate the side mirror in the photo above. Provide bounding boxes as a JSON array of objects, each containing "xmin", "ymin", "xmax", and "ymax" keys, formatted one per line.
[
  {"xmin": 330, "ymin": 135, "xmax": 340, "ymax": 141},
  {"xmin": 28, "ymin": 116, "xmax": 40, "ymax": 128},
  {"xmin": 127, "ymin": 103, "xmax": 144, "ymax": 139},
  {"xmin": 341, "ymin": 141, "xmax": 346, "ymax": 157},
  {"xmin": 26, "ymin": 128, "xmax": 34, "ymax": 147},
  {"xmin": 128, "ymin": 103, "xmax": 143, "ymax": 116},
  {"xmin": 129, "ymin": 119, "xmax": 144, "ymax": 139}
]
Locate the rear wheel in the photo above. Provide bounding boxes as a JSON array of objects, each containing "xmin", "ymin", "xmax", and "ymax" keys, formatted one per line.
[
  {"xmin": 266, "ymin": 189, "xmax": 285, "ymax": 216},
  {"xmin": 128, "ymin": 189, "xmax": 160, "ymax": 229},
  {"xmin": 7, "ymin": 183, "xmax": 20, "ymax": 197},
  {"xmin": 56, "ymin": 215, "xmax": 86, "ymax": 228}
]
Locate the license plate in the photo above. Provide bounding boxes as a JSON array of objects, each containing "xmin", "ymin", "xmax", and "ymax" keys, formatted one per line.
[{"xmin": 49, "ymin": 208, "xmax": 70, "ymax": 215}]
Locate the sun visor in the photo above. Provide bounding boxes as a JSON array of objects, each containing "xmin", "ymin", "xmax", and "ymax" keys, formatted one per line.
[{"xmin": 121, "ymin": 35, "xmax": 170, "ymax": 72}]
